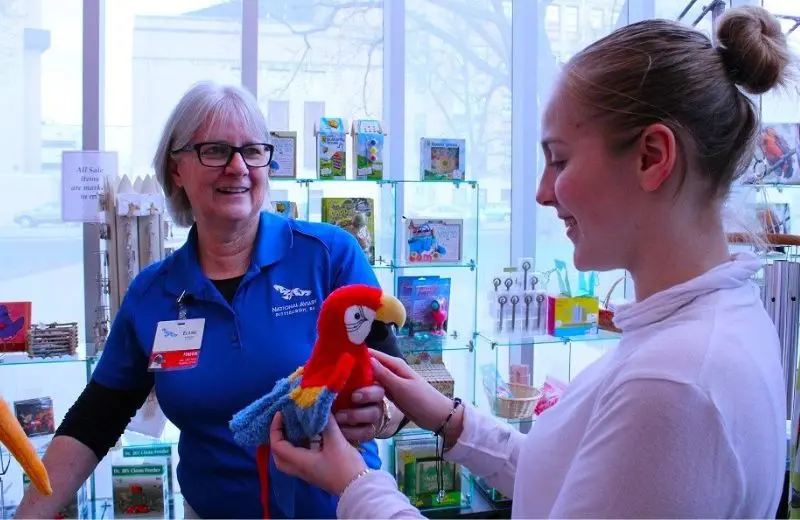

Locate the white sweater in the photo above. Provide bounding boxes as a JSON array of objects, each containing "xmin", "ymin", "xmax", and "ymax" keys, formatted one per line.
[{"xmin": 338, "ymin": 253, "xmax": 787, "ymax": 518}]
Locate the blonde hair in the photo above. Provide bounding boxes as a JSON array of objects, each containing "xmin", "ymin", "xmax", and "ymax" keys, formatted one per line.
[
  {"xmin": 152, "ymin": 81, "xmax": 269, "ymax": 227},
  {"xmin": 562, "ymin": 5, "xmax": 792, "ymax": 199}
]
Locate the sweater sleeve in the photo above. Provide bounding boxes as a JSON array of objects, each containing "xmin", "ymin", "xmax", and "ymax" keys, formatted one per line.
[
  {"xmin": 549, "ymin": 378, "xmax": 743, "ymax": 518},
  {"xmin": 336, "ymin": 405, "xmax": 524, "ymax": 517},
  {"xmin": 442, "ymin": 404, "xmax": 524, "ymax": 498},
  {"xmin": 337, "ymin": 471, "xmax": 426, "ymax": 519}
]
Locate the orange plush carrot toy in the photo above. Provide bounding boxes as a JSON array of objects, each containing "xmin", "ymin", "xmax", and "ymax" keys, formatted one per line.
[{"xmin": 0, "ymin": 397, "xmax": 52, "ymax": 495}]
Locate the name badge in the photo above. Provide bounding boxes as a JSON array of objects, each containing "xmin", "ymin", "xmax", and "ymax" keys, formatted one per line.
[{"xmin": 148, "ymin": 318, "xmax": 205, "ymax": 372}]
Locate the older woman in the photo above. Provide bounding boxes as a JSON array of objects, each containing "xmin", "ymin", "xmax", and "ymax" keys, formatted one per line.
[{"xmin": 14, "ymin": 82, "xmax": 406, "ymax": 519}]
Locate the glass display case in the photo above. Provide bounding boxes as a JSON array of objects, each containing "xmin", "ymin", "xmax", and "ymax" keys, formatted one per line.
[
  {"xmin": 0, "ymin": 178, "xmax": 484, "ymax": 517},
  {"xmin": 469, "ymin": 265, "xmax": 626, "ymax": 504}
]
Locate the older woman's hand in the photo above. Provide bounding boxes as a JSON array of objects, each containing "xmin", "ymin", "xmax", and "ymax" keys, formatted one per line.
[
  {"xmin": 334, "ymin": 385, "xmax": 386, "ymax": 443},
  {"xmin": 271, "ymin": 412, "xmax": 367, "ymax": 496}
]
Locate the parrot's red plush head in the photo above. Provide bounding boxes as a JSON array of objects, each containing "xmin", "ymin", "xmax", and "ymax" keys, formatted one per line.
[{"xmin": 317, "ymin": 284, "xmax": 406, "ymax": 350}]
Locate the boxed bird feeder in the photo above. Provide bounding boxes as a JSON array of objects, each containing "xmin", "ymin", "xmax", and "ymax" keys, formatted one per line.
[
  {"xmin": 351, "ymin": 119, "xmax": 384, "ymax": 180},
  {"xmin": 315, "ymin": 117, "xmax": 347, "ymax": 180}
]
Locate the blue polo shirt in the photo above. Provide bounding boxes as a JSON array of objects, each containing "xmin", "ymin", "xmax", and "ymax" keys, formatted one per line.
[{"xmin": 91, "ymin": 211, "xmax": 383, "ymax": 518}]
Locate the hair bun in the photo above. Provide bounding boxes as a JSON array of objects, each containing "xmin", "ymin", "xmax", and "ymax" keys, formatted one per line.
[{"xmin": 715, "ymin": 5, "xmax": 790, "ymax": 95}]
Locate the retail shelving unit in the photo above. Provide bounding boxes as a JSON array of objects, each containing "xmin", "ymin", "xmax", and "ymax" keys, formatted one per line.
[{"xmin": 0, "ymin": 177, "xmax": 484, "ymax": 519}]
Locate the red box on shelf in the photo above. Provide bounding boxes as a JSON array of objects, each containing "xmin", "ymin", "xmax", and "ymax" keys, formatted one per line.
[{"xmin": 0, "ymin": 301, "xmax": 32, "ymax": 352}]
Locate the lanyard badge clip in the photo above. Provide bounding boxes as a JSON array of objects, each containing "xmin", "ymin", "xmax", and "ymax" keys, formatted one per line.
[{"xmin": 177, "ymin": 290, "xmax": 189, "ymax": 320}]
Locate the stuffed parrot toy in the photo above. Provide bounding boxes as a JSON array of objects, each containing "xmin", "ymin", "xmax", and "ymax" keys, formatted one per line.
[
  {"xmin": 0, "ymin": 397, "xmax": 52, "ymax": 496},
  {"xmin": 229, "ymin": 283, "xmax": 406, "ymax": 519}
]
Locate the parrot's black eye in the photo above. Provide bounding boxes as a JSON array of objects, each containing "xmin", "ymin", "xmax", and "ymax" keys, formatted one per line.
[{"xmin": 354, "ymin": 312, "xmax": 361, "ymax": 320}]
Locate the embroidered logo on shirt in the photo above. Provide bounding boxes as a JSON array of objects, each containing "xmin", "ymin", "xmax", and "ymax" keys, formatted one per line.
[
  {"xmin": 273, "ymin": 284, "xmax": 312, "ymax": 300},
  {"xmin": 271, "ymin": 284, "xmax": 318, "ymax": 318}
]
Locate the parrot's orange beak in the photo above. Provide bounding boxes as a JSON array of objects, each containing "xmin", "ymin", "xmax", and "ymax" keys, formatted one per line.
[
  {"xmin": 375, "ymin": 293, "xmax": 406, "ymax": 330},
  {"xmin": 0, "ymin": 397, "xmax": 52, "ymax": 495}
]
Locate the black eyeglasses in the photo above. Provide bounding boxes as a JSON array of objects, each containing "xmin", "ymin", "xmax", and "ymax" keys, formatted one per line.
[{"xmin": 174, "ymin": 142, "xmax": 274, "ymax": 168}]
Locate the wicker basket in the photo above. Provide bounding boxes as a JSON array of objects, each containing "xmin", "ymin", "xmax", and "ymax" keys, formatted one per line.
[{"xmin": 493, "ymin": 383, "xmax": 541, "ymax": 420}]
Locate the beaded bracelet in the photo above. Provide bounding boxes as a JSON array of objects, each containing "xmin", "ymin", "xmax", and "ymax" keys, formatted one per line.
[
  {"xmin": 432, "ymin": 397, "xmax": 462, "ymax": 501},
  {"xmin": 434, "ymin": 397, "xmax": 462, "ymax": 438},
  {"xmin": 341, "ymin": 468, "xmax": 372, "ymax": 497}
]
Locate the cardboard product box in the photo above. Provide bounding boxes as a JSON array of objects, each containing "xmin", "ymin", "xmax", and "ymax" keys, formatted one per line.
[
  {"xmin": 315, "ymin": 117, "xmax": 347, "ymax": 179},
  {"xmin": 546, "ymin": 295, "xmax": 599, "ymax": 338},
  {"xmin": 411, "ymin": 363, "xmax": 455, "ymax": 398}
]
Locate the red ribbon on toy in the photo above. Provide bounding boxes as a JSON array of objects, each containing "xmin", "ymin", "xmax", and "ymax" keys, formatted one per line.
[{"xmin": 256, "ymin": 444, "xmax": 271, "ymax": 519}]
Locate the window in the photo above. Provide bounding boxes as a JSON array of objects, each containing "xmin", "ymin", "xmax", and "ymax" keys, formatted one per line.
[
  {"xmin": 546, "ymin": 4, "xmax": 560, "ymax": 29},
  {"xmin": 266, "ymin": 99, "xmax": 291, "ymax": 131},
  {"xmin": 537, "ymin": 1, "xmax": 629, "ymax": 307},
  {"xmin": 302, "ymin": 101, "xmax": 325, "ymax": 171},
  {"xmin": 563, "ymin": 6, "xmax": 579, "ymax": 34},
  {"xmin": 257, "ymin": 0, "xmax": 383, "ymax": 179},
  {"xmin": 747, "ymin": 0, "xmax": 800, "ymax": 288},
  {"xmin": 259, "ymin": 0, "xmax": 315, "ymax": 25},
  {"xmin": 404, "ymin": 0, "xmax": 512, "ymax": 339},
  {"xmin": 589, "ymin": 8, "xmax": 604, "ymax": 29},
  {"xmin": 654, "ymin": 0, "xmax": 714, "ymax": 37},
  {"xmin": 545, "ymin": 4, "xmax": 561, "ymax": 46},
  {"xmin": 0, "ymin": 0, "xmax": 85, "ymax": 332},
  {"xmin": 104, "ymin": 0, "xmax": 243, "ymax": 247}
]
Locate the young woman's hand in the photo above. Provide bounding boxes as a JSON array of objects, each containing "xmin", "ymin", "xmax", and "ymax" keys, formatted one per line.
[
  {"xmin": 369, "ymin": 349, "xmax": 461, "ymax": 434},
  {"xmin": 270, "ymin": 412, "xmax": 367, "ymax": 496}
]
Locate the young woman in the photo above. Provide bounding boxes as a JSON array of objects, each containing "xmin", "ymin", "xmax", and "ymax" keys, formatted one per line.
[{"xmin": 267, "ymin": 5, "xmax": 794, "ymax": 518}]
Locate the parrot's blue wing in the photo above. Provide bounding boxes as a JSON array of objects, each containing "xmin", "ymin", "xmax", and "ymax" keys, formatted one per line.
[
  {"xmin": 230, "ymin": 372, "xmax": 338, "ymax": 446},
  {"xmin": 229, "ymin": 368, "xmax": 344, "ymax": 518},
  {"xmin": 284, "ymin": 385, "xmax": 337, "ymax": 440},
  {"xmin": 230, "ymin": 375, "xmax": 294, "ymax": 446}
]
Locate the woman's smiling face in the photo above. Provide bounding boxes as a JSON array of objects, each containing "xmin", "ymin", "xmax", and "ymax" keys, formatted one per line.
[
  {"xmin": 535, "ymin": 83, "xmax": 643, "ymax": 272},
  {"xmin": 170, "ymin": 117, "xmax": 268, "ymax": 228}
]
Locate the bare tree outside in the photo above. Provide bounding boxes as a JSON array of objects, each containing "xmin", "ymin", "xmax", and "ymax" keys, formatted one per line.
[
  {"xmin": 259, "ymin": 0, "xmax": 574, "ymax": 181},
  {"xmin": 258, "ymin": 0, "xmax": 651, "ymax": 181}
]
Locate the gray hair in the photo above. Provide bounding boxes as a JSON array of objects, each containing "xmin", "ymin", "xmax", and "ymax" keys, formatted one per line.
[{"xmin": 153, "ymin": 81, "xmax": 270, "ymax": 227}]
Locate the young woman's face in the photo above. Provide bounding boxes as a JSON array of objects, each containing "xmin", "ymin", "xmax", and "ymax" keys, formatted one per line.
[{"xmin": 536, "ymin": 84, "xmax": 643, "ymax": 272}]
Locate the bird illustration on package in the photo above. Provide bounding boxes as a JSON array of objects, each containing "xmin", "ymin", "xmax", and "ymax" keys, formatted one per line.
[{"xmin": 0, "ymin": 304, "xmax": 25, "ymax": 340}]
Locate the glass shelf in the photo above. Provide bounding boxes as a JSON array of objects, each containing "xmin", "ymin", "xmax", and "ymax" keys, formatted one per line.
[
  {"xmin": 0, "ymin": 176, "xmax": 482, "ymax": 518},
  {"xmin": 472, "ymin": 475, "xmax": 511, "ymax": 506},
  {"xmin": 475, "ymin": 329, "xmax": 621, "ymax": 348},
  {"xmin": 116, "ymin": 428, "xmax": 180, "ymax": 450},
  {"xmin": 372, "ymin": 257, "xmax": 394, "ymax": 270},
  {"xmin": 732, "ymin": 181, "xmax": 800, "ymax": 192},
  {"xmin": 392, "ymin": 260, "xmax": 476, "ymax": 271},
  {"xmin": 395, "ymin": 179, "xmax": 477, "ymax": 189},
  {"xmin": 397, "ymin": 333, "xmax": 474, "ymax": 354},
  {"xmin": 269, "ymin": 177, "xmax": 477, "ymax": 188},
  {"xmin": 502, "ymin": 415, "xmax": 535, "ymax": 426},
  {"xmin": 0, "ymin": 344, "xmax": 91, "ymax": 366}
]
